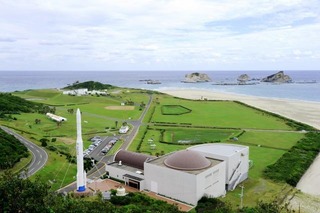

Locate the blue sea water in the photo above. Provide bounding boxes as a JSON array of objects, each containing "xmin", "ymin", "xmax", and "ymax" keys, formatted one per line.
[{"xmin": 0, "ymin": 71, "xmax": 319, "ymax": 102}]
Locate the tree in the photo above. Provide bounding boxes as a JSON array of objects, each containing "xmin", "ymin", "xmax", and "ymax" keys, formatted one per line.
[
  {"xmin": 40, "ymin": 138, "xmax": 49, "ymax": 147},
  {"xmin": 67, "ymin": 108, "xmax": 74, "ymax": 114},
  {"xmin": 35, "ymin": 118, "xmax": 41, "ymax": 124},
  {"xmin": 0, "ymin": 173, "xmax": 50, "ymax": 213},
  {"xmin": 115, "ymin": 120, "xmax": 118, "ymax": 128}
]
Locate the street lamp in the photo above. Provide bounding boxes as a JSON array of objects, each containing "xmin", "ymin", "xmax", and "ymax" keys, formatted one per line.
[{"xmin": 239, "ymin": 185, "xmax": 244, "ymax": 209}]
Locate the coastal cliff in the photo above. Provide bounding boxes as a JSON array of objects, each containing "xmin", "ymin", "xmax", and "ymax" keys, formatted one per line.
[
  {"xmin": 182, "ymin": 72, "xmax": 212, "ymax": 83},
  {"xmin": 261, "ymin": 71, "xmax": 292, "ymax": 83}
]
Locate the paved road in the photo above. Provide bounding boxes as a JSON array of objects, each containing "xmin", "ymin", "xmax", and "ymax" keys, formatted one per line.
[{"xmin": 0, "ymin": 126, "xmax": 48, "ymax": 178}]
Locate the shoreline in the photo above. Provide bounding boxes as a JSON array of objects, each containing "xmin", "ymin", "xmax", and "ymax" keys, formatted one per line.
[{"xmin": 160, "ymin": 88, "xmax": 320, "ymax": 196}]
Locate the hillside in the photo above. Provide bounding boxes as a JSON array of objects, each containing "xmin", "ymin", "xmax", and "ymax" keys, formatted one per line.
[
  {"xmin": 63, "ymin": 81, "xmax": 115, "ymax": 90},
  {"xmin": 0, "ymin": 93, "xmax": 43, "ymax": 117},
  {"xmin": 0, "ymin": 128, "xmax": 29, "ymax": 170}
]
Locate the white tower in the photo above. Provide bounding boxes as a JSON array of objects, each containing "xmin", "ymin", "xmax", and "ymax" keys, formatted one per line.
[{"xmin": 76, "ymin": 108, "xmax": 86, "ymax": 192}]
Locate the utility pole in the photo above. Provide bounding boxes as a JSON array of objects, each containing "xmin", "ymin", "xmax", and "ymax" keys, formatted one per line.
[{"xmin": 239, "ymin": 185, "xmax": 244, "ymax": 209}]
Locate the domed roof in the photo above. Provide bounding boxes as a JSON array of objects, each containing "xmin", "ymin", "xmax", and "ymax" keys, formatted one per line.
[
  {"xmin": 114, "ymin": 150, "xmax": 153, "ymax": 170},
  {"xmin": 164, "ymin": 150, "xmax": 211, "ymax": 170}
]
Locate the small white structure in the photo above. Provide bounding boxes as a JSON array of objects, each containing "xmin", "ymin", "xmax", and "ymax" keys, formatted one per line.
[
  {"xmin": 105, "ymin": 144, "xmax": 249, "ymax": 205},
  {"xmin": 46, "ymin": 113, "xmax": 67, "ymax": 122},
  {"xmin": 116, "ymin": 186, "xmax": 127, "ymax": 196},
  {"xmin": 119, "ymin": 126, "xmax": 129, "ymax": 134}
]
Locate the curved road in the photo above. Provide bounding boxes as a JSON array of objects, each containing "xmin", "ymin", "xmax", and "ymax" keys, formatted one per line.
[{"xmin": 0, "ymin": 126, "xmax": 48, "ymax": 178}]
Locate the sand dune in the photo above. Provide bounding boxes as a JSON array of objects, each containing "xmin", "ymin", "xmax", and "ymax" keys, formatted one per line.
[{"xmin": 160, "ymin": 89, "xmax": 320, "ymax": 196}]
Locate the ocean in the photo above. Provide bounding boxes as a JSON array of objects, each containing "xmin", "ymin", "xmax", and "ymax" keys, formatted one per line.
[{"xmin": 0, "ymin": 71, "xmax": 319, "ymax": 102}]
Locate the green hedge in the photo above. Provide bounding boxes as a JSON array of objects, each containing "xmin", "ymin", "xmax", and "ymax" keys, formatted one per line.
[
  {"xmin": 264, "ymin": 132, "xmax": 320, "ymax": 186},
  {"xmin": 161, "ymin": 105, "xmax": 192, "ymax": 115}
]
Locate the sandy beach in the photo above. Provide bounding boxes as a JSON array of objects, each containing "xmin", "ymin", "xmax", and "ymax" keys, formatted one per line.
[{"xmin": 160, "ymin": 89, "xmax": 320, "ymax": 196}]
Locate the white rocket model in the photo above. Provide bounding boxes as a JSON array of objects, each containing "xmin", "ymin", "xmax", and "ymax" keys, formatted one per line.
[{"xmin": 76, "ymin": 108, "xmax": 86, "ymax": 192}]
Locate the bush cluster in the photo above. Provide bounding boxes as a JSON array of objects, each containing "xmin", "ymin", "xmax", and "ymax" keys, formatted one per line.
[{"xmin": 264, "ymin": 132, "xmax": 320, "ymax": 186}]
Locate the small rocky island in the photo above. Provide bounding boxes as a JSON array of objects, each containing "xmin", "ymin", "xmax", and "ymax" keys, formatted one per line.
[
  {"xmin": 182, "ymin": 72, "xmax": 212, "ymax": 83},
  {"xmin": 261, "ymin": 71, "xmax": 292, "ymax": 83},
  {"xmin": 237, "ymin": 74, "xmax": 250, "ymax": 82}
]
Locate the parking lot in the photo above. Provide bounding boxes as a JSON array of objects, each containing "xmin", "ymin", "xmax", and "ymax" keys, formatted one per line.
[{"xmin": 84, "ymin": 136, "xmax": 119, "ymax": 161}]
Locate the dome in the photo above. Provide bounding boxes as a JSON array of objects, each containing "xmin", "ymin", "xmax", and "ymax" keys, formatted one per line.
[
  {"xmin": 116, "ymin": 186, "xmax": 126, "ymax": 196},
  {"xmin": 164, "ymin": 150, "xmax": 211, "ymax": 171}
]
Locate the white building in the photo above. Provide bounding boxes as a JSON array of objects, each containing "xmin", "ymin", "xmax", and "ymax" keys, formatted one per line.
[
  {"xmin": 46, "ymin": 113, "xmax": 67, "ymax": 122},
  {"xmin": 62, "ymin": 88, "xmax": 88, "ymax": 96},
  {"xmin": 105, "ymin": 144, "xmax": 249, "ymax": 205},
  {"xmin": 119, "ymin": 126, "xmax": 129, "ymax": 134},
  {"xmin": 87, "ymin": 90, "xmax": 107, "ymax": 95}
]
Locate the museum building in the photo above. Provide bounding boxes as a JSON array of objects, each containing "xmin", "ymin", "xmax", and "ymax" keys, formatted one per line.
[{"xmin": 105, "ymin": 143, "xmax": 249, "ymax": 205}]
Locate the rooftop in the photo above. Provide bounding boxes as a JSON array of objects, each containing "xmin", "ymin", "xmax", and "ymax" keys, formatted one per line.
[
  {"xmin": 147, "ymin": 152, "xmax": 222, "ymax": 175},
  {"xmin": 114, "ymin": 150, "xmax": 154, "ymax": 170},
  {"xmin": 188, "ymin": 143, "xmax": 248, "ymax": 157}
]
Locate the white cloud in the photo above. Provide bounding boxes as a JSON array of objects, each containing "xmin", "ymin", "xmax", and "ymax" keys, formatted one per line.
[{"xmin": 0, "ymin": 0, "xmax": 319, "ymax": 70}]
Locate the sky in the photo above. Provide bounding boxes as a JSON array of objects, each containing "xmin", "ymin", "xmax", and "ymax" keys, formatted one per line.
[{"xmin": 0, "ymin": 0, "xmax": 319, "ymax": 71}]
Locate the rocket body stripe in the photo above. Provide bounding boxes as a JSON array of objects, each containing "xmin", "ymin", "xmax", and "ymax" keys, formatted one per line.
[{"xmin": 76, "ymin": 108, "xmax": 86, "ymax": 192}]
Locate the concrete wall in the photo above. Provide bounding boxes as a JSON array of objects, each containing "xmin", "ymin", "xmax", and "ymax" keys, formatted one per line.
[
  {"xmin": 144, "ymin": 162, "xmax": 226, "ymax": 205},
  {"xmin": 105, "ymin": 163, "xmax": 145, "ymax": 190},
  {"xmin": 144, "ymin": 163, "xmax": 198, "ymax": 205},
  {"xmin": 196, "ymin": 161, "xmax": 226, "ymax": 200}
]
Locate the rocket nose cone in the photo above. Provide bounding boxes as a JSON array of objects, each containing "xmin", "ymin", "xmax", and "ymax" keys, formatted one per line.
[{"xmin": 77, "ymin": 108, "xmax": 81, "ymax": 114}]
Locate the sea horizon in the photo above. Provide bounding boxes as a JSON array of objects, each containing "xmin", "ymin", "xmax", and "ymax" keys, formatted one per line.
[{"xmin": 1, "ymin": 70, "xmax": 320, "ymax": 102}]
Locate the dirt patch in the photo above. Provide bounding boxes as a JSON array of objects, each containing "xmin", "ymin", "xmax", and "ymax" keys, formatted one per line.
[
  {"xmin": 105, "ymin": 106, "xmax": 135, "ymax": 110},
  {"xmin": 59, "ymin": 137, "xmax": 75, "ymax": 145}
]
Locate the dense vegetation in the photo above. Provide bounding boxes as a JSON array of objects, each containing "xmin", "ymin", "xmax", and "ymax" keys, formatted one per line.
[
  {"xmin": 0, "ymin": 128, "xmax": 29, "ymax": 169},
  {"xmin": 196, "ymin": 197, "xmax": 293, "ymax": 213},
  {"xmin": 0, "ymin": 93, "xmax": 43, "ymax": 118},
  {"xmin": 63, "ymin": 81, "xmax": 115, "ymax": 90},
  {"xmin": 0, "ymin": 173, "xmax": 180, "ymax": 213},
  {"xmin": 264, "ymin": 132, "xmax": 320, "ymax": 186}
]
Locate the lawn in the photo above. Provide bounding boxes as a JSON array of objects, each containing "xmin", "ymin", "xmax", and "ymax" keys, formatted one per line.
[
  {"xmin": 129, "ymin": 128, "xmax": 192, "ymax": 156},
  {"xmin": 237, "ymin": 131, "xmax": 304, "ymax": 150},
  {"xmin": 162, "ymin": 127, "xmax": 241, "ymax": 143},
  {"xmin": 151, "ymin": 95, "xmax": 293, "ymax": 130},
  {"xmin": 30, "ymin": 150, "xmax": 77, "ymax": 191},
  {"xmin": 161, "ymin": 105, "xmax": 192, "ymax": 115}
]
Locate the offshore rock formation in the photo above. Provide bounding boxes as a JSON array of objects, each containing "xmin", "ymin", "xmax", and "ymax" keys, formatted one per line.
[
  {"xmin": 261, "ymin": 71, "xmax": 292, "ymax": 83},
  {"xmin": 182, "ymin": 72, "xmax": 212, "ymax": 83},
  {"xmin": 237, "ymin": 74, "xmax": 250, "ymax": 82}
]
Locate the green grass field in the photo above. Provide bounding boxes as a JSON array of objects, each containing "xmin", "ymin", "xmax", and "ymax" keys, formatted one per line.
[
  {"xmin": 162, "ymin": 127, "xmax": 241, "ymax": 143},
  {"xmin": 151, "ymin": 95, "xmax": 293, "ymax": 130}
]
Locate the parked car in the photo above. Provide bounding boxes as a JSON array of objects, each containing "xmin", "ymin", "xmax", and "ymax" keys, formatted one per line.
[
  {"xmin": 93, "ymin": 141, "xmax": 101, "ymax": 146},
  {"xmin": 90, "ymin": 136, "xmax": 101, "ymax": 142},
  {"xmin": 88, "ymin": 145, "xmax": 95, "ymax": 151},
  {"xmin": 101, "ymin": 148, "xmax": 109, "ymax": 154}
]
